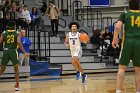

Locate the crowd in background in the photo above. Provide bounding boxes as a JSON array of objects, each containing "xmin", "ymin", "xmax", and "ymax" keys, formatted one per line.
[
  {"xmin": 0, "ymin": 0, "xmax": 45, "ymax": 30},
  {"xmin": 90, "ymin": 27, "xmax": 122, "ymax": 63},
  {"xmin": 0, "ymin": 0, "xmax": 121, "ymax": 63}
]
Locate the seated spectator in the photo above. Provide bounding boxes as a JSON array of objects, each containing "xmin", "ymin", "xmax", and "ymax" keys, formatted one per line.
[
  {"xmin": 16, "ymin": 6, "xmax": 25, "ymax": 29},
  {"xmin": 10, "ymin": 2, "xmax": 17, "ymax": 19},
  {"xmin": 102, "ymin": 27, "xmax": 113, "ymax": 42},
  {"xmin": 90, "ymin": 29, "xmax": 100, "ymax": 52},
  {"xmin": 101, "ymin": 27, "xmax": 114, "ymax": 56},
  {"xmin": 16, "ymin": 6, "xmax": 23, "ymax": 18},
  {"xmin": 22, "ymin": 5, "xmax": 31, "ymax": 28}
]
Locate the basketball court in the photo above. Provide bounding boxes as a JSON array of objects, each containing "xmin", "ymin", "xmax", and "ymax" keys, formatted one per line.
[{"xmin": 0, "ymin": 72, "xmax": 135, "ymax": 93}]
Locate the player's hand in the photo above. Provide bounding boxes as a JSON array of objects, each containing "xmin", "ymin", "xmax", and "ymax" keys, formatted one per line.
[
  {"xmin": 81, "ymin": 40, "xmax": 88, "ymax": 44},
  {"xmin": 25, "ymin": 53, "xmax": 30, "ymax": 58},
  {"xmin": 112, "ymin": 40, "xmax": 119, "ymax": 48}
]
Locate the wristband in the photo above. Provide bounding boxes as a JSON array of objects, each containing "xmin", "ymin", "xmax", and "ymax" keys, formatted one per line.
[{"xmin": 64, "ymin": 42, "xmax": 68, "ymax": 44}]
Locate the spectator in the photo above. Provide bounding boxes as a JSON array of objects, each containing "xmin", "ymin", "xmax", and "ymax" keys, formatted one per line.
[
  {"xmin": 3, "ymin": 0, "xmax": 11, "ymax": 13},
  {"xmin": 16, "ymin": 6, "xmax": 23, "ymax": 18},
  {"xmin": 30, "ymin": 7, "xmax": 41, "ymax": 30},
  {"xmin": 10, "ymin": 2, "xmax": 17, "ymax": 19},
  {"xmin": 22, "ymin": 5, "xmax": 31, "ymax": 28},
  {"xmin": 18, "ymin": 29, "xmax": 31, "ymax": 66},
  {"xmin": 16, "ymin": 6, "xmax": 26, "ymax": 29},
  {"xmin": 40, "ymin": 0, "xmax": 47, "ymax": 15},
  {"xmin": 90, "ymin": 29, "xmax": 100, "ymax": 52},
  {"xmin": 102, "ymin": 27, "xmax": 113, "ymax": 42},
  {"xmin": 46, "ymin": 1, "xmax": 60, "ymax": 37}
]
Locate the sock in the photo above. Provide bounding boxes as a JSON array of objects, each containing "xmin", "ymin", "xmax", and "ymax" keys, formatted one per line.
[
  {"xmin": 116, "ymin": 90, "xmax": 121, "ymax": 93},
  {"xmin": 16, "ymin": 82, "xmax": 19, "ymax": 86}
]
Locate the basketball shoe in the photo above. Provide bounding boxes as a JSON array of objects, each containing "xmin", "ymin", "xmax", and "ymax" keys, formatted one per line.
[
  {"xmin": 82, "ymin": 74, "xmax": 87, "ymax": 84},
  {"xmin": 15, "ymin": 83, "xmax": 20, "ymax": 91},
  {"xmin": 76, "ymin": 71, "xmax": 81, "ymax": 80}
]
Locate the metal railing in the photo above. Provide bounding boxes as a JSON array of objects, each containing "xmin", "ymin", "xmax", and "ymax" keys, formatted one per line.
[
  {"xmin": 102, "ymin": 17, "xmax": 113, "ymax": 29},
  {"xmin": 58, "ymin": 17, "xmax": 67, "ymax": 28},
  {"xmin": 72, "ymin": 1, "xmax": 82, "ymax": 21}
]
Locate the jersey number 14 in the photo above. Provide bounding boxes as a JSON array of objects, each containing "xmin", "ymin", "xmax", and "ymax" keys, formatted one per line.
[{"xmin": 131, "ymin": 16, "xmax": 140, "ymax": 27}]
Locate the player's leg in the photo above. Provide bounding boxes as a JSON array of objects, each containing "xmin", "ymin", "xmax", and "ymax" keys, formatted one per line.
[
  {"xmin": 77, "ymin": 48, "xmax": 87, "ymax": 83},
  {"xmin": 0, "ymin": 65, "xmax": 6, "ymax": 75},
  {"xmin": 76, "ymin": 59, "xmax": 87, "ymax": 83},
  {"xmin": 10, "ymin": 50, "xmax": 20, "ymax": 91},
  {"xmin": 18, "ymin": 53, "xmax": 25, "ymax": 66},
  {"xmin": 116, "ymin": 65, "xmax": 127, "ymax": 93},
  {"xmin": 116, "ymin": 39, "xmax": 132, "ymax": 93},
  {"xmin": 72, "ymin": 56, "xmax": 81, "ymax": 80},
  {"xmin": 76, "ymin": 59, "xmax": 83, "ymax": 73},
  {"xmin": 14, "ymin": 64, "xmax": 20, "ymax": 91},
  {"xmin": 133, "ymin": 39, "xmax": 140, "ymax": 93},
  {"xmin": 76, "ymin": 48, "xmax": 83, "ymax": 74},
  {"xmin": 72, "ymin": 56, "xmax": 79, "ymax": 72},
  {"xmin": 0, "ymin": 51, "xmax": 9, "ymax": 75},
  {"xmin": 134, "ymin": 67, "xmax": 140, "ymax": 93},
  {"xmin": 71, "ymin": 50, "xmax": 79, "ymax": 72}
]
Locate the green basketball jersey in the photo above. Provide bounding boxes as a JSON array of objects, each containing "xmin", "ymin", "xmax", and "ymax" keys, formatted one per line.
[
  {"xmin": 3, "ymin": 30, "xmax": 18, "ymax": 49},
  {"xmin": 119, "ymin": 10, "xmax": 140, "ymax": 38}
]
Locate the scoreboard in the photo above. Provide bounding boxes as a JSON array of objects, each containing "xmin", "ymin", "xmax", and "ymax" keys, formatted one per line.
[{"xmin": 89, "ymin": 0, "xmax": 110, "ymax": 6}]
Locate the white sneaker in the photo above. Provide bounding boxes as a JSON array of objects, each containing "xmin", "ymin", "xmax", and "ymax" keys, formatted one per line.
[
  {"xmin": 15, "ymin": 84, "xmax": 20, "ymax": 91},
  {"xmin": 15, "ymin": 87, "xmax": 20, "ymax": 91}
]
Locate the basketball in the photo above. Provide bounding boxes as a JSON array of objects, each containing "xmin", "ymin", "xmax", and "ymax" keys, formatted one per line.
[{"xmin": 80, "ymin": 33, "xmax": 89, "ymax": 44}]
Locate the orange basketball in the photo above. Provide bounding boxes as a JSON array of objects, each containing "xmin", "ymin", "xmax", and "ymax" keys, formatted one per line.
[{"xmin": 80, "ymin": 33, "xmax": 89, "ymax": 44}]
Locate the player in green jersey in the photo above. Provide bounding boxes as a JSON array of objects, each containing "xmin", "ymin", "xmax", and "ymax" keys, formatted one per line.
[
  {"xmin": 0, "ymin": 20, "xmax": 29, "ymax": 91},
  {"xmin": 112, "ymin": 0, "xmax": 140, "ymax": 93}
]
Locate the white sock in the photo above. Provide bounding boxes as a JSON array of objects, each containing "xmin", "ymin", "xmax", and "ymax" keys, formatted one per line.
[
  {"xmin": 116, "ymin": 90, "xmax": 121, "ymax": 93},
  {"xmin": 136, "ymin": 92, "xmax": 140, "ymax": 93}
]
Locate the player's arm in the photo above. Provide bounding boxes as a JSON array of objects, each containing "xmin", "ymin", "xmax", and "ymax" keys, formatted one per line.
[
  {"xmin": 112, "ymin": 20, "xmax": 123, "ymax": 48},
  {"xmin": 64, "ymin": 33, "xmax": 69, "ymax": 47},
  {"xmin": 112, "ymin": 12, "xmax": 125, "ymax": 48}
]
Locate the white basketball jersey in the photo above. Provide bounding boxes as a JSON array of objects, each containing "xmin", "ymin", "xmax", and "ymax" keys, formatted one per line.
[{"xmin": 68, "ymin": 32, "xmax": 81, "ymax": 50}]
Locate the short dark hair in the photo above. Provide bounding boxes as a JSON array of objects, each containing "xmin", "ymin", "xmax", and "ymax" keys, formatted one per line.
[
  {"xmin": 7, "ymin": 20, "xmax": 16, "ymax": 29},
  {"xmin": 49, "ymin": 1, "xmax": 54, "ymax": 4},
  {"xmin": 68, "ymin": 22, "xmax": 80, "ymax": 29},
  {"xmin": 129, "ymin": 0, "xmax": 139, "ymax": 10},
  {"xmin": 23, "ymin": 5, "xmax": 28, "ymax": 8}
]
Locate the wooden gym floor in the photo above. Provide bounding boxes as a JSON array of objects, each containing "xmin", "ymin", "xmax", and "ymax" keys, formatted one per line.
[{"xmin": 0, "ymin": 72, "xmax": 136, "ymax": 93}]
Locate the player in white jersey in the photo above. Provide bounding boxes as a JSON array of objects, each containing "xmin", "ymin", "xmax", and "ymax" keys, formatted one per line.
[
  {"xmin": 64, "ymin": 22, "xmax": 88, "ymax": 84},
  {"xmin": 68, "ymin": 31, "xmax": 82, "ymax": 58}
]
